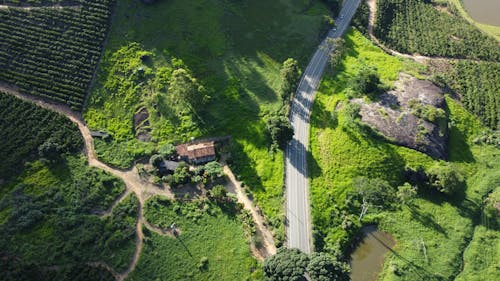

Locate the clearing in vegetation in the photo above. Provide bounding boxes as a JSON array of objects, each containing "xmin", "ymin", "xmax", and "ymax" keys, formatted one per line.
[
  {"xmin": 309, "ymin": 28, "xmax": 499, "ymax": 280},
  {"xmin": 0, "ymin": 0, "xmax": 114, "ymax": 110},
  {"xmin": 84, "ymin": 0, "xmax": 333, "ymax": 244},
  {"xmin": 127, "ymin": 196, "xmax": 262, "ymax": 281}
]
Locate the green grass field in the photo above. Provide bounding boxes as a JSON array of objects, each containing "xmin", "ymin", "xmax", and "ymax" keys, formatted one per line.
[
  {"xmin": 309, "ymin": 28, "xmax": 499, "ymax": 280},
  {"xmin": 128, "ymin": 196, "xmax": 262, "ymax": 281},
  {"xmin": 84, "ymin": 0, "xmax": 332, "ymax": 240}
]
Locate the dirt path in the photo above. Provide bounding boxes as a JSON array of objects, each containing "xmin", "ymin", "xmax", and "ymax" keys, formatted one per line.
[
  {"xmin": 1, "ymin": 83, "xmax": 275, "ymax": 278},
  {"xmin": 0, "ymin": 84, "xmax": 169, "ymax": 281},
  {"xmin": 223, "ymin": 165, "xmax": 277, "ymax": 260}
]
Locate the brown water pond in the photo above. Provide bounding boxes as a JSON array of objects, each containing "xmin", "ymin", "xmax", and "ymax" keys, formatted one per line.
[
  {"xmin": 462, "ymin": 0, "xmax": 500, "ymax": 26},
  {"xmin": 350, "ymin": 225, "xmax": 395, "ymax": 281}
]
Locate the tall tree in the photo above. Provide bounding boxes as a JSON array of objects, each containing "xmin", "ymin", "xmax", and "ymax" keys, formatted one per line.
[
  {"xmin": 263, "ymin": 248, "xmax": 309, "ymax": 281},
  {"xmin": 307, "ymin": 252, "xmax": 350, "ymax": 281},
  {"xmin": 279, "ymin": 58, "xmax": 301, "ymax": 101}
]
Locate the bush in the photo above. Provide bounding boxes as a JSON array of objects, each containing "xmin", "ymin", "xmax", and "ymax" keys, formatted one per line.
[{"xmin": 427, "ymin": 162, "xmax": 465, "ymax": 195}]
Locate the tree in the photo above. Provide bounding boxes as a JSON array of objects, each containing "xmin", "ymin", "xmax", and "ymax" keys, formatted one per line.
[
  {"xmin": 208, "ymin": 185, "xmax": 228, "ymax": 202},
  {"xmin": 427, "ymin": 162, "xmax": 465, "ymax": 195},
  {"xmin": 149, "ymin": 154, "xmax": 163, "ymax": 169},
  {"xmin": 267, "ymin": 114, "xmax": 294, "ymax": 150},
  {"xmin": 38, "ymin": 138, "xmax": 62, "ymax": 161},
  {"xmin": 350, "ymin": 66, "xmax": 383, "ymax": 96},
  {"xmin": 343, "ymin": 102, "xmax": 361, "ymax": 128},
  {"xmin": 327, "ymin": 38, "xmax": 346, "ymax": 69},
  {"xmin": 173, "ymin": 162, "xmax": 191, "ymax": 186},
  {"xmin": 353, "ymin": 177, "xmax": 395, "ymax": 207},
  {"xmin": 396, "ymin": 182, "xmax": 417, "ymax": 205},
  {"xmin": 307, "ymin": 252, "xmax": 350, "ymax": 281},
  {"xmin": 168, "ymin": 68, "xmax": 208, "ymax": 109},
  {"xmin": 159, "ymin": 143, "xmax": 176, "ymax": 159},
  {"xmin": 263, "ymin": 248, "xmax": 309, "ymax": 281},
  {"xmin": 203, "ymin": 161, "xmax": 224, "ymax": 182},
  {"xmin": 279, "ymin": 58, "xmax": 301, "ymax": 101}
]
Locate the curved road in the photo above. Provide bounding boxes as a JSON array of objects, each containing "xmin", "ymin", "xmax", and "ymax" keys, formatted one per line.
[{"xmin": 285, "ymin": 0, "xmax": 362, "ymax": 253}]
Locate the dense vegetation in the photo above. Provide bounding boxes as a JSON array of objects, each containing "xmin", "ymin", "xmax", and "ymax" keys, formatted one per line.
[
  {"xmin": 263, "ymin": 248, "xmax": 350, "ymax": 281},
  {"xmin": 129, "ymin": 195, "xmax": 261, "ymax": 281},
  {"xmin": 0, "ymin": 156, "xmax": 137, "ymax": 280},
  {"xmin": 85, "ymin": 0, "xmax": 333, "ymax": 243},
  {"xmin": 434, "ymin": 61, "xmax": 500, "ymax": 130},
  {"xmin": 374, "ymin": 0, "xmax": 500, "ymax": 61},
  {"xmin": 0, "ymin": 92, "xmax": 82, "ymax": 181},
  {"xmin": 309, "ymin": 28, "xmax": 499, "ymax": 280},
  {"xmin": 0, "ymin": 0, "xmax": 114, "ymax": 109}
]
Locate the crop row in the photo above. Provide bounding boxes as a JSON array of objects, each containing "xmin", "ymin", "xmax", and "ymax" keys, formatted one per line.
[{"xmin": 0, "ymin": 0, "xmax": 114, "ymax": 110}]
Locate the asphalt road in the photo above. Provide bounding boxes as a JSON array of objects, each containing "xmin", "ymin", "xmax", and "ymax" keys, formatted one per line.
[{"xmin": 285, "ymin": 0, "xmax": 362, "ymax": 253}]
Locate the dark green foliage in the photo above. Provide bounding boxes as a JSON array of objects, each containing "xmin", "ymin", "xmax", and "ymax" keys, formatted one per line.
[
  {"xmin": 319, "ymin": 0, "xmax": 341, "ymax": 13},
  {"xmin": 353, "ymin": 176, "xmax": 395, "ymax": 206},
  {"xmin": 0, "ymin": 0, "xmax": 115, "ymax": 109},
  {"xmin": 208, "ymin": 185, "xmax": 228, "ymax": 202},
  {"xmin": 266, "ymin": 113, "xmax": 294, "ymax": 150},
  {"xmin": 203, "ymin": 161, "xmax": 224, "ymax": 181},
  {"xmin": 0, "ymin": 92, "xmax": 82, "ymax": 181},
  {"xmin": 0, "ymin": 157, "xmax": 135, "ymax": 279},
  {"xmin": 374, "ymin": 0, "xmax": 500, "ymax": 61},
  {"xmin": 172, "ymin": 162, "xmax": 191, "ymax": 186},
  {"xmin": 349, "ymin": 66, "xmax": 384, "ymax": 96},
  {"xmin": 149, "ymin": 154, "xmax": 163, "ymax": 168},
  {"xmin": 352, "ymin": 1, "xmax": 369, "ymax": 35},
  {"xmin": 306, "ymin": 252, "xmax": 350, "ymax": 281},
  {"xmin": 437, "ymin": 61, "xmax": 500, "ymax": 129},
  {"xmin": 343, "ymin": 102, "xmax": 361, "ymax": 127},
  {"xmin": 263, "ymin": 248, "xmax": 309, "ymax": 281},
  {"xmin": 279, "ymin": 58, "xmax": 301, "ymax": 101},
  {"xmin": 159, "ymin": 143, "xmax": 176, "ymax": 158},
  {"xmin": 427, "ymin": 161, "xmax": 465, "ymax": 195},
  {"xmin": 0, "ymin": 254, "xmax": 115, "ymax": 281}
]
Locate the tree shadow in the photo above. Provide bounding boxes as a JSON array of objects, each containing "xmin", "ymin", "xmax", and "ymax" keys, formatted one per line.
[{"xmin": 407, "ymin": 206, "xmax": 448, "ymax": 237}]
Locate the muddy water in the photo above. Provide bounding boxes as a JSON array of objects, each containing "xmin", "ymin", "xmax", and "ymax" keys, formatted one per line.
[
  {"xmin": 462, "ymin": 0, "xmax": 500, "ymax": 26},
  {"xmin": 350, "ymin": 225, "xmax": 395, "ymax": 281}
]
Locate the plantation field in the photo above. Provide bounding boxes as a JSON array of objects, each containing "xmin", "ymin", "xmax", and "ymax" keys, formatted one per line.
[
  {"xmin": 84, "ymin": 0, "xmax": 333, "ymax": 242},
  {"xmin": 0, "ymin": 0, "xmax": 113, "ymax": 110},
  {"xmin": 436, "ymin": 61, "xmax": 500, "ymax": 130},
  {"xmin": 0, "ymin": 92, "xmax": 82, "ymax": 182},
  {"xmin": 0, "ymin": 156, "xmax": 137, "ymax": 281},
  {"xmin": 128, "ymin": 196, "xmax": 262, "ymax": 281},
  {"xmin": 309, "ymin": 28, "xmax": 499, "ymax": 280},
  {"xmin": 374, "ymin": 0, "xmax": 500, "ymax": 61}
]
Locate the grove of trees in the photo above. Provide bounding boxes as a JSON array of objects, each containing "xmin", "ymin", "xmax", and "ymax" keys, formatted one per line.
[
  {"xmin": 0, "ymin": 92, "xmax": 83, "ymax": 180},
  {"xmin": 374, "ymin": 0, "xmax": 500, "ymax": 61}
]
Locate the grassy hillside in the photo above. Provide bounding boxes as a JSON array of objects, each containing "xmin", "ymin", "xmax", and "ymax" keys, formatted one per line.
[
  {"xmin": 84, "ymin": 0, "xmax": 333, "ymax": 241},
  {"xmin": 128, "ymin": 196, "xmax": 262, "ymax": 281},
  {"xmin": 309, "ymin": 28, "xmax": 499, "ymax": 280}
]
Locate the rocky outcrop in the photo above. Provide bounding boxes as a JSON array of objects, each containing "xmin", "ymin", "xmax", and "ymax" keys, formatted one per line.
[{"xmin": 353, "ymin": 74, "xmax": 448, "ymax": 159}]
